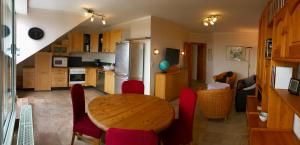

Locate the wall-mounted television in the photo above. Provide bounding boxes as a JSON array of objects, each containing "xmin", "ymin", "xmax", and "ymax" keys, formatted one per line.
[{"xmin": 165, "ymin": 48, "xmax": 180, "ymax": 66}]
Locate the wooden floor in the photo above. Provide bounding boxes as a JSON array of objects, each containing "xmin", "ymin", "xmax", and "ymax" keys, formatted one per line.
[{"xmin": 17, "ymin": 87, "xmax": 248, "ymax": 145}]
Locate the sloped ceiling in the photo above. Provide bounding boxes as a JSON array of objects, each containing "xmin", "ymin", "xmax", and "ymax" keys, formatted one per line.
[{"xmin": 29, "ymin": 0, "xmax": 268, "ymax": 32}]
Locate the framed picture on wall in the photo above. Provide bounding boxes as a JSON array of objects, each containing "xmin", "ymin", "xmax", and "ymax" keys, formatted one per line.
[{"xmin": 226, "ymin": 46, "xmax": 246, "ymax": 61}]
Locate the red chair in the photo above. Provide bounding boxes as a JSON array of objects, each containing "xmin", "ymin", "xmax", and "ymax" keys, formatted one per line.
[
  {"xmin": 161, "ymin": 88, "xmax": 197, "ymax": 145},
  {"xmin": 106, "ymin": 128, "xmax": 158, "ymax": 145},
  {"xmin": 122, "ymin": 80, "xmax": 144, "ymax": 94},
  {"xmin": 70, "ymin": 84, "xmax": 102, "ymax": 145}
]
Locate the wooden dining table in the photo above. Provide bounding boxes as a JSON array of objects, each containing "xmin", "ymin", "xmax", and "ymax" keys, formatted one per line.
[{"xmin": 87, "ymin": 94, "xmax": 175, "ymax": 133}]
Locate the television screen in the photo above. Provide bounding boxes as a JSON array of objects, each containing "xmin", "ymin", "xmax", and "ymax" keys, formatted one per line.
[{"xmin": 165, "ymin": 48, "xmax": 179, "ymax": 66}]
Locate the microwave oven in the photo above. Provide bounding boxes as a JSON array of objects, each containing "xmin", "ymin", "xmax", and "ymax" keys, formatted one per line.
[{"xmin": 53, "ymin": 56, "xmax": 68, "ymax": 67}]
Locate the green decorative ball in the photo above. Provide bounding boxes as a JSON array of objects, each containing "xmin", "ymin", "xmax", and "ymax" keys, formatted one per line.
[{"xmin": 159, "ymin": 60, "xmax": 170, "ymax": 72}]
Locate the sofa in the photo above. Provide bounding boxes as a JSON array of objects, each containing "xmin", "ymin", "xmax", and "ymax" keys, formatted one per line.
[{"xmin": 235, "ymin": 75, "xmax": 256, "ymax": 112}]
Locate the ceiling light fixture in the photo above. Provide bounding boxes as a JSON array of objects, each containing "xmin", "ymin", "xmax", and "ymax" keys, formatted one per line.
[
  {"xmin": 83, "ymin": 8, "xmax": 106, "ymax": 25},
  {"xmin": 202, "ymin": 15, "xmax": 220, "ymax": 27}
]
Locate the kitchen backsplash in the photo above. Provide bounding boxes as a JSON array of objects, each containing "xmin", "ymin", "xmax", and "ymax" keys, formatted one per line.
[{"xmin": 70, "ymin": 52, "xmax": 115, "ymax": 63}]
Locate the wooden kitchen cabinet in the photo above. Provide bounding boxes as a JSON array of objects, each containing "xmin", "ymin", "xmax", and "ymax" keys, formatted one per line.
[
  {"xmin": 109, "ymin": 29, "xmax": 122, "ymax": 53},
  {"xmin": 52, "ymin": 68, "xmax": 68, "ymax": 87},
  {"xmin": 287, "ymin": 0, "xmax": 300, "ymax": 58},
  {"xmin": 90, "ymin": 33, "xmax": 99, "ymax": 53},
  {"xmin": 85, "ymin": 68, "xmax": 97, "ymax": 87},
  {"xmin": 102, "ymin": 30, "xmax": 122, "ymax": 53},
  {"xmin": 35, "ymin": 52, "xmax": 52, "ymax": 91},
  {"xmin": 104, "ymin": 71, "xmax": 115, "ymax": 94},
  {"xmin": 23, "ymin": 68, "xmax": 35, "ymax": 89},
  {"xmin": 102, "ymin": 31, "xmax": 111, "ymax": 52},
  {"xmin": 69, "ymin": 32, "xmax": 84, "ymax": 53}
]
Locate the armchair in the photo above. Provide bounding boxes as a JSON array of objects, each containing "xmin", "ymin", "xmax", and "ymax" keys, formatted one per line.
[{"xmin": 235, "ymin": 75, "xmax": 256, "ymax": 112}]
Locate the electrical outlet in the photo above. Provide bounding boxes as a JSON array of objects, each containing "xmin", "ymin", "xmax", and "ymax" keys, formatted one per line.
[{"xmin": 293, "ymin": 114, "xmax": 300, "ymax": 140}]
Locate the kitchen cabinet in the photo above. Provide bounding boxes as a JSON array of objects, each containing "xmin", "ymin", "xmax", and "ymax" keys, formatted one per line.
[
  {"xmin": 23, "ymin": 68, "xmax": 35, "ymax": 89},
  {"xmin": 102, "ymin": 30, "xmax": 122, "ymax": 53},
  {"xmin": 35, "ymin": 52, "xmax": 52, "ymax": 91},
  {"xmin": 287, "ymin": 0, "xmax": 300, "ymax": 58},
  {"xmin": 85, "ymin": 68, "xmax": 97, "ymax": 87},
  {"xmin": 104, "ymin": 70, "xmax": 115, "ymax": 94},
  {"xmin": 90, "ymin": 33, "xmax": 99, "ymax": 52},
  {"xmin": 52, "ymin": 68, "xmax": 68, "ymax": 87},
  {"xmin": 69, "ymin": 32, "xmax": 84, "ymax": 53}
]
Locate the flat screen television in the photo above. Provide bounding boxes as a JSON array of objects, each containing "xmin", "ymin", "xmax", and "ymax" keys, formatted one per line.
[{"xmin": 165, "ymin": 48, "xmax": 179, "ymax": 66}]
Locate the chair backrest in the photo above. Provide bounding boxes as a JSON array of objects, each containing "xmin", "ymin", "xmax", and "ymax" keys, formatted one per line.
[
  {"xmin": 70, "ymin": 84, "xmax": 86, "ymax": 126},
  {"xmin": 105, "ymin": 128, "xmax": 158, "ymax": 145},
  {"xmin": 178, "ymin": 88, "xmax": 197, "ymax": 141},
  {"xmin": 122, "ymin": 80, "xmax": 144, "ymax": 94}
]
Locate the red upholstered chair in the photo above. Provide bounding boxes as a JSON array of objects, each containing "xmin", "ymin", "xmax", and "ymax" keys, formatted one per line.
[
  {"xmin": 105, "ymin": 128, "xmax": 158, "ymax": 145},
  {"xmin": 161, "ymin": 88, "xmax": 197, "ymax": 145},
  {"xmin": 121, "ymin": 80, "xmax": 144, "ymax": 94},
  {"xmin": 70, "ymin": 84, "xmax": 102, "ymax": 145}
]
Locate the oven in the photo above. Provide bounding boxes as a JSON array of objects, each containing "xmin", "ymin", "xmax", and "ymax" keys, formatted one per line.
[{"xmin": 69, "ymin": 68, "xmax": 86, "ymax": 85}]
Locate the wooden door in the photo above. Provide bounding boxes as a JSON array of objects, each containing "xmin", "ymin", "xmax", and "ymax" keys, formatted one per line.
[
  {"xmin": 70, "ymin": 32, "xmax": 83, "ymax": 53},
  {"xmin": 184, "ymin": 42, "xmax": 193, "ymax": 85},
  {"xmin": 109, "ymin": 30, "xmax": 122, "ymax": 52},
  {"xmin": 35, "ymin": 52, "xmax": 52, "ymax": 91},
  {"xmin": 86, "ymin": 68, "xmax": 97, "ymax": 87},
  {"xmin": 197, "ymin": 44, "xmax": 206, "ymax": 83},
  {"xmin": 90, "ymin": 33, "xmax": 99, "ymax": 53},
  {"xmin": 102, "ymin": 32, "xmax": 110, "ymax": 52},
  {"xmin": 104, "ymin": 71, "xmax": 115, "ymax": 94}
]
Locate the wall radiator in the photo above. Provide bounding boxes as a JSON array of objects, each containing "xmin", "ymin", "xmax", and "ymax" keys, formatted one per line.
[{"xmin": 17, "ymin": 104, "xmax": 34, "ymax": 145}]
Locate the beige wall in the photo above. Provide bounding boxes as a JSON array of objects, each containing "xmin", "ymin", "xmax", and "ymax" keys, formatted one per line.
[
  {"xmin": 150, "ymin": 16, "xmax": 188, "ymax": 95},
  {"xmin": 208, "ymin": 32, "xmax": 258, "ymax": 84}
]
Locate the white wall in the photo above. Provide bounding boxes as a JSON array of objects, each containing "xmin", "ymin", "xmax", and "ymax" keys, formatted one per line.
[
  {"xmin": 16, "ymin": 8, "xmax": 88, "ymax": 63},
  {"xmin": 208, "ymin": 32, "xmax": 258, "ymax": 83},
  {"xmin": 150, "ymin": 16, "xmax": 188, "ymax": 95}
]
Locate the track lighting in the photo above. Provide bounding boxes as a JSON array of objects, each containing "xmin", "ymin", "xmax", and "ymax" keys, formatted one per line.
[
  {"xmin": 202, "ymin": 15, "xmax": 220, "ymax": 27},
  {"xmin": 83, "ymin": 8, "xmax": 106, "ymax": 25}
]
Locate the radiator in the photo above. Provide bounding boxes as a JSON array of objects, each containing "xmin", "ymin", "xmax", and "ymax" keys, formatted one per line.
[{"xmin": 17, "ymin": 104, "xmax": 34, "ymax": 145}]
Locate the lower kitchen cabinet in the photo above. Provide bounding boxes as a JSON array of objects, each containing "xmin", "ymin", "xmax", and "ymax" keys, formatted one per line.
[
  {"xmin": 85, "ymin": 68, "xmax": 97, "ymax": 87},
  {"xmin": 52, "ymin": 68, "xmax": 68, "ymax": 87},
  {"xmin": 23, "ymin": 68, "xmax": 35, "ymax": 89},
  {"xmin": 104, "ymin": 70, "xmax": 115, "ymax": 94}
]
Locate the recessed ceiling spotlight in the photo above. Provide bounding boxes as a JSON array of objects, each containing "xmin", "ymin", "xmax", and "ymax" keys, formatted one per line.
[
  {"xmin": 202, "ymin": 15, "xmax": 220, "ymax": 27},
  {"xmin": 83, "ymin": 8, "xmax": 106, "ymax": 25}
]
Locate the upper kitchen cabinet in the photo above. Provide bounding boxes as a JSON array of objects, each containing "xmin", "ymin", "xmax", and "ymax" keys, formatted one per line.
[
  {"xmin": 90, "ymin": 33, "xmax": 99, "ymax": 53},
  {"xmin": 287, "ymin": 0, "xmax": 300, "ymax": 58},
  {"xmin": 69, "ymin": 32, "xmax": 84, "ymax": 53},
  {"xmin": 102, "ymin": 29, "xmax": 122, "ymax": 53}
]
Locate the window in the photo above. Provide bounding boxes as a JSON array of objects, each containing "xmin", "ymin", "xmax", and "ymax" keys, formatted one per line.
[{"xmin": 1, "ymin": 0, "xmax": 16, "ymax": 144}]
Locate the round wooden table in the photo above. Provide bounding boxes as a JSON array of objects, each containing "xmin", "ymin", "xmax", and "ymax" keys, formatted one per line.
[{"xmin": 87, "ymin": 94, "xmax": 175, "ymax": 133}]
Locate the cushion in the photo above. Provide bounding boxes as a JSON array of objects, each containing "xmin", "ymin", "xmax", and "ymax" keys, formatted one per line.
[
  {"xmin": 215, "ymin": 76, "xmax": 227, "ymax": 83},
  {"xmin": 243, "ymin": 83, "xmax": 256, "ymax": 91},
  {"xmin": 73, "ymin": 114, "xmax": 102, "ymax": 138},
  {"xmin": 207, "ymin": 82, "xmax": 230, "ymax": 90}
]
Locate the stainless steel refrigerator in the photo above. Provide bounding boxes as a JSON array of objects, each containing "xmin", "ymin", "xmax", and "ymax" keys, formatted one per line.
[{"xmin": 114, "ymin": 41, "xmax": 144, "ymax": 94}]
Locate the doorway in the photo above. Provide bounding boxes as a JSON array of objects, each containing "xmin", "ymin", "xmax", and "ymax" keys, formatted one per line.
[{"xmin": 184, "ymin": 42, "xmax": 206, "ymax": 85}]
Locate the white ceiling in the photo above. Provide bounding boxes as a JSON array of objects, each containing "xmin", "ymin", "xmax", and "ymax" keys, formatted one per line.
[{"xmin": 28, "ymin": 0, "xmax": 268, "ymax": 32}]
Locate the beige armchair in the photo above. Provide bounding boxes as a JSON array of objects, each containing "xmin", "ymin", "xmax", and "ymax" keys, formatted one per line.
[{"xmin": 197, "ymin": 88, "xmax": 234, "ymax": 119}]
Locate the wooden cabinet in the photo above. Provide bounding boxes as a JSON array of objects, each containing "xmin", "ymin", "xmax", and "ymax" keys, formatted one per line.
[
  {"xmin": 102, "ymin": 30, "xmax": 122, "ymax": 53},
  {"xmin": 35, "ymin": 52, "xmax": 52, "ymax": 91},
  {"xmin": 109, "ymin": 29, "xmax": 122, "ymax": 53},
  {"xmin": 85, "ymin": 68, "xmax": 97, "ymax": 87},
  {"xmin": 23, "ymin": 68, "xmax": 35, "ymax": 88},
  {"xmin": 104, "ymin": 71, "xmax": 115, "ymax": 94},
  {"xmin": 69, "ymin": 32, "xmax": 84, "ymax": 53},
  {"xmin": 155, "ymin": 69, "xmax": 188, "ymax": 101},
  {"xmin": 90, "ymin": 33, "xmax": 99, "ymax": 53},
  {"xmin": 287, "ymin": 0, "xmax": 300, "ymax": 58},
  {"xmin": 51, "ymin": 68, "xmax": 68, "ymax": 87}
]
